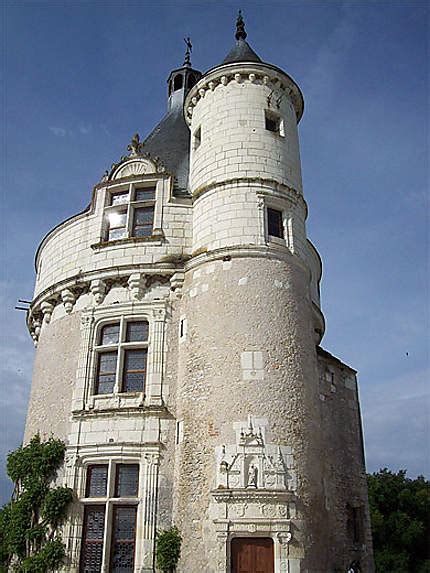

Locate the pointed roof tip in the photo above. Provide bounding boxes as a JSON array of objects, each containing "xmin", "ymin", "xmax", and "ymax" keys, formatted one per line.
[
  {"xmin": 219, "ymin": 9, "xmax": 262, "ymax": 65},
  {"xmin": 235, "ymin": 9, "xmax": 247, "ymax": 41}
]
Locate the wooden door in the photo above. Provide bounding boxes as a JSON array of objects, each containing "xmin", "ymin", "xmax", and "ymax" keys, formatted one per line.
[{"xmin": 231, "ymin": 537, "xmax": 274, "ymax": 573}]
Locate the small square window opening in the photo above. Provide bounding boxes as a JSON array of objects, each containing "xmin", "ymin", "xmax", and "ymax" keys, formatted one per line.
[
  {"xmin": 265, "ymin": 111, "xmax": 284, "ymax": 137},
  {"xmin": 267, "ymin": 208, "xmax": 284, "ymax": 239}
]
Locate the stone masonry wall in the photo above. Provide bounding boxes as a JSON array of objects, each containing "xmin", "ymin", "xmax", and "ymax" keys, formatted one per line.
[
  {"xmin": 173, "ymin": 255, "xmax": 330, "ymax": 572},
  {"xmin": 317, "ymin": 351, "xmax": 374, "ymax": 572},
  {"xmin": 34, "ymin": 177, "xmax": 192, "ymax": 299},
  {"xmin": 189, "ymin": 75, "xmax": 303, "ymax": 194},
  {"xmin": 24, "ymin": 311, "xmax": 82, "ymax": 443}
]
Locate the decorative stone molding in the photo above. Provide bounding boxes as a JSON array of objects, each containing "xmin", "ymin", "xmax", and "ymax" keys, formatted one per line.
[
  {"xmin": 215, "ymin": 416, "xmax": 296, "ymax": 491},
  {"xmin": 170, "ymin": 271, "xmax": 185, "ymax": 295},
  {"xmin": 128, "ymin": 273, "xmax": 145, "ymax": 300},
  {"xmin": 90, "ymin": 279, "xmax": 107, "ymax": 305},
  {"xmin": 61, "ymin": 289, "xmax": 76, "ymax": 314},
  {"xmin": 31, "ymin": 318, "xmax": 42, "ymax": 346},
  {"xmin": 184, "ymin": 63, "xmax": 304, "ymax": 124},
  {"xmin": 40, "ymin": 300, "xmax": 55, "ymax": 324}
]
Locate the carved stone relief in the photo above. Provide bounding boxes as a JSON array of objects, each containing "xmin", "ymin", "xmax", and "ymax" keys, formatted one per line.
[{"xmin": 215, "ymin": 416, "xmax": 296, "ymax": 491}]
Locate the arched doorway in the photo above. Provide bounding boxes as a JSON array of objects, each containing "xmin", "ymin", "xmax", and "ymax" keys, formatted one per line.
[{"xmin": 231, "ymin": 537, "xmax": 274, "ymax": 573}]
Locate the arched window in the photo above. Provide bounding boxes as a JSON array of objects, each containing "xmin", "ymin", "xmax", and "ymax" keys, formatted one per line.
[
  {"xmin": 187, "ymin": 74, "xmax": 196, "ymax": 89},
  {"xmin": 173, "ymin": 74, "xmax": 183, "ymax": 91}
]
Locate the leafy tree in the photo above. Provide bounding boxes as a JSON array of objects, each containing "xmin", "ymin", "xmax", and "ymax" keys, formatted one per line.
[
  {"xmin": 368, "ymin": 469, "xmax": 430, "ymax": 573},
  {"xmin": 156, "ymin": 526, "xmax": 182, "ymax": 572},
  {"xmin": 0, "ymin": 435, "xmax": 73, "ymax": 572}
]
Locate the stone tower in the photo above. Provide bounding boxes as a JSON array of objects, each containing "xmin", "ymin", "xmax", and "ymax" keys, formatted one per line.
[{"xmin": 24, "ymin": 13, "xmax": 374, "ymax": 573}]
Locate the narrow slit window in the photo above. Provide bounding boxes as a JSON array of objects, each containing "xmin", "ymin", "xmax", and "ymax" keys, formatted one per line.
[
  {"xmin": 267, "ymin": 208, "xmax": 284, "ymax": 239},
  {"xmin": 193, "ymin": 127, "xmax": 201, "ymax": 150}
]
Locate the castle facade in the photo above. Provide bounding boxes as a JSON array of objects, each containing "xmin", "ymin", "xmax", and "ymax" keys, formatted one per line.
[{"xmin": 24, "ymin": 14, "xmax": 374, "ymax": 573}]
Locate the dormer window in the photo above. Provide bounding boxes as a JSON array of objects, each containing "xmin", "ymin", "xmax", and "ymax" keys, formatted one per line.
[{"xmin": 104, "ymin": 183, "xmax": 156, "ymax": 242}]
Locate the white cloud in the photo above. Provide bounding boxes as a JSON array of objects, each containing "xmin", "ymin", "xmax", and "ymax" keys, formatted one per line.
[
  {"xmin": 49, "ymin": 126, "xmax": 67, "ymax": 137},
  {"xmin": 79, "ymin": 123, "xmax": 92, "ymax": 135}
]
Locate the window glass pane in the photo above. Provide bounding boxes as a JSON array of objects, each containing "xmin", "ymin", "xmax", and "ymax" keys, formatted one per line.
[
  {"xmin": 135, "ymin": 187, "xmax": 155, "ymax": 201},
  {"xmin": 96, "ymin": 352, "xmax": 117, "ymax": 394},
  {"xmin": 111, "ymin": 192, "xmax": 129, "ymax": 206},
  {"xmin": 122, "ymin": 350, "xmax": 147, "ymax": 393},
  {"xmin": 267, "ymin": 208, "xmax": 284, "ymax": 238},
  {"xmin": 115, "ymin": 465, "xmax": 139, "ymax": 497},
  {"xmin": 100, "ymin": 324, "xmax": 120, "ymax": 346},
  {"xmin": 111, "ymin": 507, "xmax": 137, "ymax": 573},
  {"xmin": 80, "ymin": 506, "xmax": 105, "ymax": 573},
  {"xmin": 108, "ymin": 227, "xmax": 127, "ymax": 241},
  {"xmin": 108, "ymin": 212, "xmax": 127, "ymax": 228},
  {"xmin": 86, "ymin": 465, "xmax": 108, "ymax": 497},
  {"xmin": 133, "ymin": 207, "xmax": 153, "ymax": 225},
  {"xmin": 126, "ymin": 321, "xmax": 149, "ymax": 342}
]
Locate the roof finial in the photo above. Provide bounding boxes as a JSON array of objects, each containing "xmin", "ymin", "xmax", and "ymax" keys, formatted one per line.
[
  {"xmin": 235, "ymin": 9, "xmax": 247, "ymax": 41},
  {"xmin": 183, "ymin": 37, "xmax": 192, "ymax": 67}
]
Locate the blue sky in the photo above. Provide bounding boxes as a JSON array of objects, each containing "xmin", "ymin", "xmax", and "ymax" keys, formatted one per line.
[{"xmin": 1, "ymin": 1, "xmax": 428, "ymax": 504}]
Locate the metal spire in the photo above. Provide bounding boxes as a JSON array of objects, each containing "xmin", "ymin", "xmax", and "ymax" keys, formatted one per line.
[
  {"xmin": 183, "ymin": 37, "xmax": 192, "ymax": 67},
  {"xmin": 235, "ymin": 9, "xmax": 247, "ymax": 41}
]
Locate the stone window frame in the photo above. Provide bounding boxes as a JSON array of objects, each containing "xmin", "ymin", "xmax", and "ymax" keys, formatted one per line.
[
  {"xmin": 93, "ymin": 317, "xmax": 149, "ymax": 396},
  {"xmin": 76, "ymin": 455, "xmax": 146, "ymax": 573},
  {"xmin": 74, "ymin": 304, "xmax": 167, "ymax": 413},
  {"xmin": 62, "ymin": 447, "xmax": 161, "ymax": 572},
  {"xmin": 102, "ymin": 178, "xmax": 164, "ymax": 243},
  {"xmin": 260, "ymin": 195, "xmax": 293, "ymax": 250}
]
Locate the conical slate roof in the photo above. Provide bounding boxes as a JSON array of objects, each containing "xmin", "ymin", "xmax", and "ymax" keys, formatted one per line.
[
  {"xmin": 143, "ymin": 105, "xmax": 190, "ymax": 194},
  {"xmin": 222, "ymin": 38, "xmax": 262, "ymax": 64},
  {"xmin": 221, "ymin": 10, "xmax": 262, "ymax": 65}
]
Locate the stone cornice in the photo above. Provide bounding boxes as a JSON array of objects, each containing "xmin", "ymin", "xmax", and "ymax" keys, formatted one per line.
[
  {"xmin": 184, "ymin": 62, "xmax": 304, "ymax": 124},
  {"xmin": 192, "ymin": 176, "xmax": 307, "ymax": 217},
  {"xmin": 26, "ymin": 266, "xmax": 185, "ymax": 344},
  {"xmin": 211, "ymin": 488, "xmax": 296, "ymax": 504}
]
